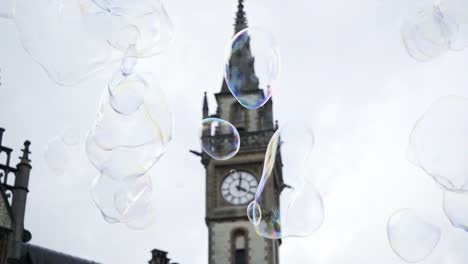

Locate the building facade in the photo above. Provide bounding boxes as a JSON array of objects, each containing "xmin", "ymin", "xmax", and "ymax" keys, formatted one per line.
[{"xmin": 200, "ymin": 1, "xmax": 282, "ymax": 264}]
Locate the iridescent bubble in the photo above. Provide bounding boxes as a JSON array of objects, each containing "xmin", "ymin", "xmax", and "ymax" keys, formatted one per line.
[
  {"xmin": 408, "ymin": 96, "xmax": 468, "ymax": 192},
  {"xmin": 247, "ymin": 121, "xmax": 324, "ymax": 239},
  {"xmin": 82, "ymin": 0, "xmax": 174, "ymax": 57},
  {"xmin": 443, "ymin": 191, "xmax": 468, "ymax": 232},
  {"xmin": 14, "ymin": 0, "xmax": 112, "ymax": 85},
  {"xmin": 44, "ymin": 136, "xmax": 77, "ymax": 175},
  {"xmin": 402, "ymin": 5, "xmax": 454, "ymax": 61},
  {"xmin": 224, "ymin": 27, "xmax": 280, "ymax": 109},
  {"xmin": 387, "ymin": 209, "xmax": 441, "ymax": 263},
  {"xmin": 91, "ymin": 173, "xmax": 154, "ymax": 227},
  {"xmin": 201, "ymin": 118, "xmax": 240, "ymax": 160}
]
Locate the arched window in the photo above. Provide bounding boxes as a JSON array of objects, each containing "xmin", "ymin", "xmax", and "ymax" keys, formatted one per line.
[{"xmin": 232, "ymin": 229, "xmax": 247, "ymax": 264}]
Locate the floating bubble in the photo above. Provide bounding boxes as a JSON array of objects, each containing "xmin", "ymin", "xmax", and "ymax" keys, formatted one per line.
[
  {"xmin": 201, "ymin": 118, "xmax": 240, "ymax": 160},
  {"xmin": 402, "ymin": 5, "xmax": 455, "ymax": 61},
  {"xmin": 387, "ymin": 209, "xmax": 441, "ymax": 263},
  {"xmin": 408, "ymin": 96, "xmax": 468, "ymax": 192},
  {"xmin": 86, "ymin": 78, "xmax": 172, "ymax": 181},
  {"xmin": 13, "ymin": 0, "xmax": 113, "ymax": 85},
  {"xmin": 247, "ymin": 121, "xmax": 324, "ymax": 239},
  {"xmin": 443, "ymin": 191, "xmax": 468, "ymax": 232},
  {"xmin": 44, "ymin": 137, "xmax": 76, "ymax": 175},
  {"xmin": 91, "ymin": 173, "xmax": 154, "ymax": 228},
  {"xmin": 108, "ymin": 71, "xmax": 148, "ymax": 116},
  {"xmin": 224, "ymin": 27, "xmax": 280, "ymax": 109},
  {"xmin": 82, "ymin": 0, "xmax": 174, "ymax": 57},
  {"xmin": 61, "ymin": 127, "xmax": 80, "ymax": 146}
]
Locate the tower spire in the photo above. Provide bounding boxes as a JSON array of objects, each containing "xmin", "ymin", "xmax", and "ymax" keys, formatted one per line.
[
  {"xmin": 203, "ymin": 92, "xmax": 209, "ymax": 118},
  {"xmin": 234, "ymin": 0, "xmax": 248, "ymax": 34}
]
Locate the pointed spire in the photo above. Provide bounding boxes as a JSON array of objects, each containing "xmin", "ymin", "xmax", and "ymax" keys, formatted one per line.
[
  {"xmin": 19, "ymin": 140, "xmax": 31, "ymax": 165},
  {"xmin": 203, "ymin": 92, "xmax": 209, "ymax": 118},
  {"xmin": 234, "ymin": 0, "xmax": 248, "ymax": 34}
]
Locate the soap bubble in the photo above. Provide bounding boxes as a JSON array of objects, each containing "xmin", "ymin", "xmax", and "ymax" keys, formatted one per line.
[
  {"xmin": 440, "ymin": 0, "xmax": 468, "ymax": 50},
  {"xmin": 61, "ymin": 127, "xmax": 81, "ymax": 146},
  {"xmin": 224, "ymin": 27, "xmax": 280, "ymax": 109},
  {"xmin": 91, "ymin": 173, "xmax": 154, "ymax": 227},
  {"xmin": 387, "ymin": 209, "xmax": 441, "ymax": 263},
  {"xmin": 443, "ymin": 191, "xmax": 468, "ymax": 232},
  {"xmin": 408, "ymin": 96, "xmax": 468, "ymax": 192},
  {"xmin": 402, "ymin": 5, "xmax": 455, "ymax": 61},
  {"xmin": 44, "ymin": 136, "xmax": 77, "ymax": 175},
  {"xmin": 247, "ymin": 121, "xmax": 324, "ymax": 239},
  {"xmin": 201, "ymin": 118, "xmax": 240, "ymax": 160},
  {"xmin": 82, "ymin": 0, "xmax": 174, "ymax": 57},
  {"xmin": 86, "ymin": 78, "xmax": 172, "ymax": 181},
  {"xmin": 13, "ymin": 0, "xmax": 113, "ymax": 85}
]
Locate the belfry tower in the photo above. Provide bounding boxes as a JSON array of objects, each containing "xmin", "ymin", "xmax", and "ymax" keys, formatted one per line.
[{"xmin": 200, "ymin": 1, "xmax": 282, "ymax": 263}]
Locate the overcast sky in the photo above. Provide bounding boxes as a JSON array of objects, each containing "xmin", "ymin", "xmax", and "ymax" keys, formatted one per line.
[{"xmin": 1, "ymin": 0, "xmax": 468, "ymax": 263}]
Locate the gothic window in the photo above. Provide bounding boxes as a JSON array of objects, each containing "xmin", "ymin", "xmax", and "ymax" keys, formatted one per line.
[{"xmin": 232, "ymin": 229, "xmax": 247, "ymax": 264}]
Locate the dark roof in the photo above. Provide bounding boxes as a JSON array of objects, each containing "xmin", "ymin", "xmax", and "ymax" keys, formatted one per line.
[{"xmin": 21, "ymin": 244, "xmax": 100, "ymax": 264}]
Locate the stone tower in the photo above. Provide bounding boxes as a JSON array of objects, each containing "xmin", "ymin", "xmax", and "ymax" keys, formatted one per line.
[{"xmin": 201, "ymin": 1, "xmax": 282, "ymax": 263}]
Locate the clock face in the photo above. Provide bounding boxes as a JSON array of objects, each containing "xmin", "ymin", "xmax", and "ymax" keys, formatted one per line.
[{"xmin": 221, "ymin": 171, "xmax": 258, "ymax": 205}]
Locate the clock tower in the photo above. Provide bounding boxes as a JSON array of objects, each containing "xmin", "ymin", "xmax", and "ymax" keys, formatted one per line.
[{"xmin": 200, "ymin": 1, "xmax": 282, "ymax": 263}]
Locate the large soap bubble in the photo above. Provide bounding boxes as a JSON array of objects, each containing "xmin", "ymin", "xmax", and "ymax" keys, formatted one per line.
[
  {"xmin": 401, "ymin": 5, "xmax": 455, "ymax": 61},
  {"xmin": 201, "ymin": 118, "xmax": 240, "ymax": 160},
  {"xmin": 13, "ymin": 0, "xmax": 113, "ymax": 85},
  {"xmin": 408, "ymin": 96, "xmax": 468, "ymax": 192},
  {"xmin": 443, "ymin": 191, "xmax": 468, "ymax": 232},
  {"xmin": 81, "ymin": 0, "xmax": 174, "ymax": 57},
  {"xmin": 86, "ymin": 74, "xmax": 172, "ymax": 181},
  {"xmin": 91, "ymin": 173, "xmax": 154, "ymax": 229},
  {"xmin": 247, "ymin": 122, "xmax": 324, "ymax": 239},
  {"xmin": 387, "ymin": 209, "xmax": 441, "ymax": 263},
  {"xmin": 224, "ymin": 27, "xmax": 280, "ymax": 109}
]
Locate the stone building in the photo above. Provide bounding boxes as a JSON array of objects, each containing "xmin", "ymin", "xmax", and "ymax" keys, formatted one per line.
[{"xmin": 199, "ymin": 1, "xmax": 283, "ymax": 263}]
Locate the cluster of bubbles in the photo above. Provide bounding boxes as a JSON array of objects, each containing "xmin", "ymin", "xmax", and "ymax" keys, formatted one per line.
[
  {"xmin": 388, "ymin": 95, "xmax": 468, "ymax": 262},
  {"xmin": 0, "ymin": 0, "xmax": 173, "ymax": 85},
  {"xmin": 247, "ymin": 122, "xmax": 324, "ymax": 239},
  {"xmin": 402, "ymin": 0, "xmax": 468, "ymax": 61},
  {"xmin": 80, "ymin": 0, "xmax": 173, "ymax": 229},
  {"xmin": 224, "ymin": 27, "xmax": 280, "ymax": 109}
]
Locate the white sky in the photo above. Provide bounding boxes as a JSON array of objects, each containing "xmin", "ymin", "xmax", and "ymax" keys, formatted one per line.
[{"xmin": 1, "ymin": 0, "xmax": 468, "ymax": 263}]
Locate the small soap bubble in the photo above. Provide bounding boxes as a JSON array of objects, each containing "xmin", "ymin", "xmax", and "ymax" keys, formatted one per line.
[
  {"xmin": 61, "ymin": 127, "xmax": 80, "ymax": 146},
  {"xmin": 201, "ymin": 118, "xmax": 240, "ymax": 160},
  {"xmin": 108, "ymin": 71, "xmax": 147, "ymax": 116},
  {"xmin": 402, "ymin": 5, "xmax": 454, "ymax": 61},
  {"xmin": 408, "ymin": 96, "xmax": 468, "ymax": 192},
  {"xmin": 387, "ymin": 209, "xmax": 441, "ymax": 263},
  {"xmin": 91, "ymin": 173, "xmax": 154, "ymax": 228},
  {"xmin": 224, "ymin": 27, "xmax": 280, "ymax": 109},
  {"xmin": 248, "ymin": 121, "xmax": 324, "ymax": 239},
  {"xmin": 443, "ymin": 191, "xmax": 468, "ymax": 232},
  {"xmin": 120, "ymin": 45, "xmax": 138, "ymax": 77},
  {"xmin": 44, "ymin": 136, "xmax": 77, "ymax": 175},
  {"xmin": 14, "ymin": 0, "xmax": 112, "ymax": 85}
]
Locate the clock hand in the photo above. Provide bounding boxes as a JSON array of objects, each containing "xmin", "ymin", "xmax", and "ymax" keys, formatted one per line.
[
  {"xmin": 238, "ymin": 173, "xmax": 242, "ymax": 186},
  {"xmin": 236, "ymin": 185, "xmax": 248, "ymax": 192}
]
